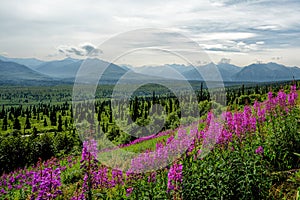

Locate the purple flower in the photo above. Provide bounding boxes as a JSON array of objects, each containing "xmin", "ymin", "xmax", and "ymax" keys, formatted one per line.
[
  {"xmin": 0, "ymin": 188, "xmax": 7, "ymax": 195},
  {"xmin": 147, "ymin": 171, "xmax": 156, "ymax": 183},
  {"xmin": 111, "ymin": 169, "xmax": 124, "ymax": 187},
  {"xmin": 81, "ymin": 139, "xmax": 98, "ymax": 163},
  {"xmin": 126, "ymin": 187, "xmax": 134, "ymax": 197},
  {"xmin": 30, "ymin": 167, "xmax": 62, "ymax": 199},
  {"xmin": 167, "ymin": 162, "xmax": 183, "ymax": 193},
  {"xmin": 255, "ymin": 146, "xmax": 264, "ymax": 155}
]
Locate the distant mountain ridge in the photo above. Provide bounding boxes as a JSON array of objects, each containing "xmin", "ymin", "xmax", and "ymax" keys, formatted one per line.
[
  {"xmin": 0, "ymin": 55, "xmax": 45, "ymax": 69},
  {"xmin": 233, "ymin": 62, "xmax": 300, "ymax": 82},
  {"xmin": 0, "ymin": 59, "xmax": 55, "ymax": 85},
  {"xmin": 36, "ymin": 57, "xmax": 82, "ymax": 78},
  {"xmin": 0, "ymin": 55, "xmax": 299, "ymax": 85},
  {"xmin": 131, "ymin": 62, "xmax": 300, "ymax": 82}
]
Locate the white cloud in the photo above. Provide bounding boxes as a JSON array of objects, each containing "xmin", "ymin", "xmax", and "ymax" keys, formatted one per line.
[
  {"xmin": 256, "ymin": 41, "xmax": 265, "ymax": 45},
  {"xmin": 0, "ymin": 0, "xmax": 299, "ymax": 66}
]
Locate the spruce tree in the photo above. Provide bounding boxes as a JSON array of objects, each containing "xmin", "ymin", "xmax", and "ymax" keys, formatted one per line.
[
  {"xmin": 57, "ymin": 115, "xmax": 63, "ymax": 132},
  {"xmin": 25, "ymin": 115, "xmax": 31, "ymax": 129},
  {"xmin": 0, "ymin": 105, "xmax": 5, "ymax": 119},
  {"xmin": 43, "ymin": 118, "xmax": 48, "ymax": 127},
  {"xmin": 2, "ymin": 115, "xmax": 8, "ymax": 131},
  {"xmin": 13, "ymin": 117, "xmax": 21, "ymax": 130}
]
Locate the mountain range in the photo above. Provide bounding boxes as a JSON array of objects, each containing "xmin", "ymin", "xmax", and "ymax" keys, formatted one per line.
[
  {"xmin": 0, "ymin": 55, "xmax": 299, "ymax": 85},
  {"xmin": 126, "ymin": 62, "xmax": 300, "ymax": 82},
  {"xmin": 0, "ymin": 60, "xmax": 55, "ymax": 85}
]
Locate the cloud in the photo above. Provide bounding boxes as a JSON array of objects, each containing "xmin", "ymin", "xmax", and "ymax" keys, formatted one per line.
[
  {"xmin": 81, "ymin": 45, "xmax": 95, "ymax": 54},
  {"xmin": 218, "ymin": 58, "xmax": 231, "ymax": 64},
  {"xmin": 81, "ymin": 44, "xmax": 103, "ymax": 56},
  {"xmin": 254, "ymin": 25, "xmax": 281, "ymax": 31},
  {"xmin": 58, "ymin": 44, "xmax": 102, "ymax": 57},
  {"xmin": 256, "ymin": 41, "xmax": 265, "ymax": 45},
  {"xmin": 200, "ymin": 39, "xmax": 264, "ymax": 53},
  {"xmin": 209, "ymin": 0, "xmax": 256, "ymax": 6},
  {"xmin": 0, "ymin": 52, "xmax": 8, "ymax": 56},
  {"xmin": 66, "ymin": 47, "xmax": 84, "ymax": 56},
  {"xmin": 271, "ymin": 56, "xmax": 282, "ymax": 61},
  {"xmin": 0, "ymin": 0, "xmax": 299, "ymax": 66}
]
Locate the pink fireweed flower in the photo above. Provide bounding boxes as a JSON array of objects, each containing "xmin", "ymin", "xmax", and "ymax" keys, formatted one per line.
[
  {"xmin": 156, "ymin": 141, "xmax": 164, "ymax": 150},
  {"xmin": 233, "ymin": 112, "xmax": 243, "ymax": 136},
  {"xmin": 257, "ymin": 106, "xmax": 266, "ymax": 123},
  {"xmin": 255, "ymin": 146, "xmax": 264, "ymax": 155},
  {"xmin": 111, "ymin": 169, "xmax": 124, "ymax": 187},
  {"xmin": 266, "ymin": 91, "xmax": 276, "ymax": 113},
  {"xmin": 288, "ymin": 85, "xmax": 298, "ymax": 106},
  {"xmin": 81, "ymin": 139, "xmax": 98, "ymax": 162},
  {"xmin": 277, "ymin": 90, "xmax": 287, "ymax": 109},
  {"xmin": 167, "ymin": 162, "xmax": 183, "ymax": 193},
  {"xmin": 166, "ymin": 135, "xmax": 174, "ymax": 145},
  {"xmin": 253, "ymin": 100, "xmax": 259, "ymax": 111},
  {"xmin": 92, "ymin": 166, "xmax": 110, "ymax": 188},
  {"xmin": 206, "ymin": 110, "xmax": 213, "ymax": 127},
  {"xmin": 130, "ymin": 127, "xmax": 192, "ymax": 172},
  {"xmin": 202, "ymin": 118, "xmax": 223, "ymax": 150},
  {"xmin": 126, "ymin": 187, "xmax": 134, "ymax": 197},
  {"xmin": 218, "ymin": 128, "xmax": 232, "ymax": 144},
  {"xmin": 30, "ymin": 167, "xmax": 62, "ymax": 199},
  {"xmin": 249, "ymin": 117, "xmax": 257, "ymax": 131},
  {"xmin": 147, "ymin": 171, "xmax": 156, "ymax": 183}
]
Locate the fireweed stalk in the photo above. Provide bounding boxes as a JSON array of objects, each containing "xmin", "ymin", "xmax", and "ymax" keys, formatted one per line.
[
  {"xmin": 79, "ymin": 139, "xmax": 99, "ymax": 200},
  {"xmin": 167, "ymin": 161, "xmax": 183, "ymax": 199}
]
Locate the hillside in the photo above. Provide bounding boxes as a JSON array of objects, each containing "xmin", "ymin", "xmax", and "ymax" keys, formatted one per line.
[
  {"xmin": 0, "ymin": 59, "xmax": 54, "ymax": 85},
  {"xmin": 233, "ymin": 62, "xmax": 300, "ymax": 82},
  {"xmin": 0, "ymin": 55, "xmax": 45, "ymax": 69}
]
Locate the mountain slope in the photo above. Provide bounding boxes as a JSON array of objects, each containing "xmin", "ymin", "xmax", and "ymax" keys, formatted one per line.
[
  {"xmin": 36, "ymin": 58, "xmax": 81, "ymax": 78},
  {"xmin": 217, "ymin": 63, "xmax": 241, "ymax": 80},
  {"xmin": 132, "ymin": 64, "xmax": 193, "ymax": 79},
  {"xmin": 0, "ymin": 55, "xmax": 45, "ymax": 69},
  {"xmin": 133, "ymin": 63, "xmax": 241, "ymax": 81},
  {"xmin": 233, "ymin": 62, "xmax": 300, "ymax": 82},
  {"xmin": 73, "ymin": 58, "xmax": 162, "ymax": 84},
  {"xmin": 182, "ymin": 63, "xmax": 241, "ymax": 81},
  {"xmin": 35, "ymin": 58, "xmax": 131, "ymax": 81},
  {"xmin": 0, "ymin": 60, "xmax": 54, "ymax": 85}
]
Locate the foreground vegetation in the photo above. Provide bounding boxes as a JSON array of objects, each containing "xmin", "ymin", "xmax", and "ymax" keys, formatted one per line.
[{"xmin": 0, "ymin": 83, "xmax": 299, "ymax": 199}]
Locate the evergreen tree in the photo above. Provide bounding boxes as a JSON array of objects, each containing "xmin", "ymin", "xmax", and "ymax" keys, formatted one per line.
[
  {"xmin": 0, "ymin": 105, "xmax": 5, "ymax": 119},
  {"xmin": 13, "ymin": 117, "xmax": 21, "ymax": 130},
  {"xmin": 64, "ymin": 119, "xmax": 68, "ymax": 129},
  {"xmin": 43, "ymin": 118, "xmax": 48, "ymax": 127},
  {"xmin": 25, "ymin": 115, "xmax": 31, "ymax": 129},
  {"xmin": 50, "ymin": 110, "xmax": 57, "ymax": 126},
  {"xmin": 32, "ymin": 127, "xmax": 38, "ymax": 138},
  {"xmin": 57, "ymin": 115, "xmax": 63, "ymax": 132},
  {"xmin": 2, "ymin": 115, "xmax": 8, "ymax": 131}
]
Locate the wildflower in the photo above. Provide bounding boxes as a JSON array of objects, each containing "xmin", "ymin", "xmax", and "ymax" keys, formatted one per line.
[
  {"xmin": 126, "ymin": 187, "xmax": 134, "ymax": 197},
  {"xmin": 147, "ymin": 171, "xmax": 156, "ymax": 183},
  {"xmin": 111, "ymin": 169, "xmax": 123, "ymax": 187},
  {"xmin": 31, "ymin": 167, "xmax": 62, "ymax": 199},
  {"xmin": 167, "ymin": 162, "xmax": 183, "ymax": 192},
  {"xmin": 81, "ymin": 139, "xmax": 98, "ymax": 163},
  {"xmin": 255, "ymin": 146, "xmax": 264, "ymax": 155}
]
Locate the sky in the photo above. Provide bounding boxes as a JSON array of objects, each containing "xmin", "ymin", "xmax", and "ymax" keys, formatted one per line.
[{"xmin": 0, "ymin": 0, "xmax": 300, "ymax": 67}]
